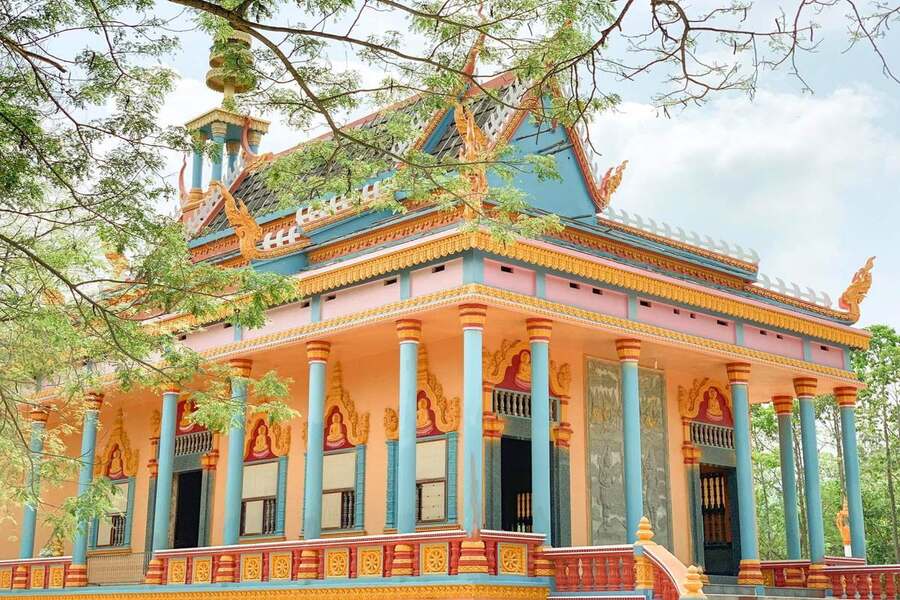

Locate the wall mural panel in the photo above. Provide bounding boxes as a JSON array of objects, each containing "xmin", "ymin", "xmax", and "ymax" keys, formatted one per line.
[{"xmin": 586, "ymin": 357, "xmax": 671, "ymax": 547}]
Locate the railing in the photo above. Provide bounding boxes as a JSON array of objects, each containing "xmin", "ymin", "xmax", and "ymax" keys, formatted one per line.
[
  {"xmin": 761, "ymin": 559, "xmax": 810, "ymax": 587},
  {"xmin": 827, "ymin": 564, "xmax": 900, "ymax": 599},
  {"xmin": 543, "ymin": 545, "xmax": 635, "ymax": 593},
  {"xmin": 492, "ymin": 389, "xmax": 559, "ymax": 421},
  {"xmin": 146, "ymin": 529, "xmax": 547, "ymax": 586},
  {"xmin": 643, "ymin": 543, "xmax": 699, "ymax": 600},
  {"xmin": 691, "ymin": 421, "xmax": 734, "ymax": 449},
  {"xmin": 87, "ymin": 552, "xmax": 150, "ymax": 585},
  {"xmin": 174, "ymin": 430, "xmax": 212, "ymax": 456},
  {"xmin": 0, "ymin": 556, "xmax": 72, "ymax": 590}
]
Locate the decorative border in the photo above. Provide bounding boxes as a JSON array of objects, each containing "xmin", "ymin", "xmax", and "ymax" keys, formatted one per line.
[{"xmin": 0, "ymin": 584, "xmax": 549, "ymax": 600}]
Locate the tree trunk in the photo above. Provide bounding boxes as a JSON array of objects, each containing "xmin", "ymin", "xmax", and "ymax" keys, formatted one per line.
[{"xmin": 882, "ymin": 400, "xmax": 900, "ymax": 562}]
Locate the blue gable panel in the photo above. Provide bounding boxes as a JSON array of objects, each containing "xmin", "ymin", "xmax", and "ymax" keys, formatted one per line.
[
  {"xmin": 487, "ymin": 118, "xmax": 597, "ymax": 219},
  {"xmin": 306, "ymin": 208, "xmax": 399, "ymax": 245},
  {"xmin": 252, "ymin": 253, "xmax": 309, "ymax": 275}
]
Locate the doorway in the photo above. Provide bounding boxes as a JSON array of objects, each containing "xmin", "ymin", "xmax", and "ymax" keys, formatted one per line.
[
  {"xmin": 700, "ymin": 465, "xmax": 741, "ymax": 576},
  {"xmin": 501, "ymin": 437, "xmax": 532, "ymax": 532},
  {"xmin": 173, "ymin": 470, "xmax": 202, "ymax": 549}
]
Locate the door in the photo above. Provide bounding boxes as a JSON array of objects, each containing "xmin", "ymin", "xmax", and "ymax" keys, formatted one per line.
[
  {"xmin": 501, "ymin": 437, "xmax": 532, "ymax": 532},
  {"xmin": 700, "ymin": 466, "xmax": 741, "ymax": 576},
  {"xmin": 173, "ymin": 470, "xmax": 203, "ymax": 549}
]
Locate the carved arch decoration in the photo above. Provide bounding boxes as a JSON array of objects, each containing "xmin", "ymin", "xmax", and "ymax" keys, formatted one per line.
[
  {"xmin": 482, "ymin": 339, "xmax": 571, "ymax": 397},
  {"xmin": 244, "ymin": 414, "xmax": 291, "ymax": 462},
  {"xmin": 94, "ymin": 408, "xmax": 139, "ymax": 480},
  {"xmin": 175, "ymin": 397, "xmax": 206, "ymax": 435},
  {"xmin": 384, "ymin": 346, "xmax": 461, "ymax": 440},
  {"xmin": 324, "ymin": 363, "xmax": 369, "ymax": 450},
  {"xmin": 677, "ymin": 377, "xmax": 733, "ymax": 427}
]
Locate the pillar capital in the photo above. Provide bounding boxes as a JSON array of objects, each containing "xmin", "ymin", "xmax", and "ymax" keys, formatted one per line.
[
  {"xmin": 835, "ymin": 386, "xmax": 858, "ymax": 408},
  {"xmin": 793, "ymin": 377, "xmax": 817, "ymax": 398},
  {"xmin": 726, "ymin": 362, "xmax": 751, "ymax": 385},
  {"xmin": 210, "ymin": 121, "xmax": 228, "ymax": 138},
  {"xmin": 772, "ymin": 395, "xmax": 794, "ymax": 416},
  {"xmin": 526, "ymin": 318, "xmax": 552, "ymax": 343},
  {"xmin": 615, "ymin": 338, "xmax": 641, "ymax": 362},
  {"xmin": 248, "ymin": 130, "xmax": 263, "ymax": 147},
  {"xmin": 191, "ymin": 130, "xmax": 208, "ymax": 144},
  {"xmin": 306, "ymin": 340, "xmax": 331, "ymax": 364},
  {"xmin": 84, "ymin": 392, "xmax": 103, "ymax": 412},
  {"xmin": 395, "ymin": 319, "xmax": 422, "ymax": 344},
  {"xmin": 458, "ymin": 303, "xmax": 487, "ymax": 330},
  {"xmin": 29, "ymin": 404, "xmax": 50, "ymax": 424},
  {"xmin": 225, "ymin": 139, "xmax": 240, "ymax": 154},
  {"xmin": 228, "ymin": 358, "xmax": 253, "ymax": 377}
]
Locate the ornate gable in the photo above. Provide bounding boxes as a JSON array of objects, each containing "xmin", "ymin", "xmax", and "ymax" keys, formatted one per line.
[
  {"xmin": 385, "ymin": 346, "xmax": 460, "ymax": 440},
  {"xmin": 244, "ymin": 414, "xmax": 291, "ymax": 461},
  {"xmin": 324, "ymin": 363, "xmax": 369, "ymax": 450},
  {"xmin": 94, "ymin": 408, "xmax": 139, "ymax": 480}
]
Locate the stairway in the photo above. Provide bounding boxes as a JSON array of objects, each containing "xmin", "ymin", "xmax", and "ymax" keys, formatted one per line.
[{"xmin": 704, "ymin": 577, "xmax": 827, "ymax": 600}]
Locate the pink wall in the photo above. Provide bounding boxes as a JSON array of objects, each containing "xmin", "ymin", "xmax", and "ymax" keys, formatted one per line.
[
  {"xmin": 321, "ymin": 278, "xmax": 402, "ymax": 320},
  {"xmin": 810, "ymin": 342, "xmax": 845, "ymax": 369},
  {"xmin": 243, "ymin": 303, "xmax": 311, "ymax": 341},
  {"xmin": 182, "ymin": 323, "xmax": 236, "ymax": 352},
  {"xmin": 744, "ymin": 325, "xmax": 804, "ymax": 359},
  {"xmin": 545, "ymin": 275, "xmax": 628, "ymax": 317},
  {"xmin": 410, "ymin": 259, "xmax": 463, "ymax": 298},
  {"xmin": 637, "ymin": 298, "xmax": 736, "ymax": 344},
  {"xmin": 483, "ymin": 259, "xmax": 535, "ymax": 296}
]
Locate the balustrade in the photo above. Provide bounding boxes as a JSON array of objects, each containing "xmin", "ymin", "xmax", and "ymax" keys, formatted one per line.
[
  {"xmin": 174, "ymin": 430, "xmax": 212, "ymax": 457},
  {"xmin": 491, "ymin": 389, "xmax": 559, "ymax": 421},
  {"xmin": 827, "ymin": 564, "xmax": 900, "ymax": 600},
  {"xmin": 543, "ymin": 545, "xmax": 634, "ymax": 593},
  {"xmin": 691, "ymin": 421, "xmax": 734, "ymax": 449}
]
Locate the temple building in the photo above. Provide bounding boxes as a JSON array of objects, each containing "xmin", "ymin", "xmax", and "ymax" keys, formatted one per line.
[{"xmin": 0, "ymin": 34, "xmax": 883, "ymax": 600}]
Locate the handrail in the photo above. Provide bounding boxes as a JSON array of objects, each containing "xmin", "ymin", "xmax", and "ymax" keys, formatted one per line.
[
  {"xmin": 642, "ymin": 542, "xmax": 705, "ymax": 600},
  {"xmin": 825, "ymin": 563, "xmax": 900, "ymax": 600},
  {"xmin": 543, "ymin": 544, "xmax": 635, "ymax": 593},
  {"xmin": 0, "ymin": 555, "xmax": 72, "ymax": 591}
]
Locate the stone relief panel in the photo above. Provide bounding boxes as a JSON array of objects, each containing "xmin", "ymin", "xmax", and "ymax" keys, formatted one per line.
[{"xmin": 586, "ymin": 357, "xmax": 672, "ymax": 547}]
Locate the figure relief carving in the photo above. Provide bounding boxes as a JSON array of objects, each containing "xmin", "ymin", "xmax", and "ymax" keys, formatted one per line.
[
  {"xmin": 244, "ymin": 414, "xmax": 291, "ymax": 461},
  {"xmin": 323, "ymin": 363, "xmax": 369, "ymax": 449},
  {"xmin": 384, "ymin": 408, "xmax": 399, "ymax": 440},
  {"xmin": 150, "ymin": 409, "xmax": 161, "ymax": 438},
  {"xmin": 839, "ymin": 256, "xmax": 875, "ymax": 323},
  {"xmin": 95, "ymin": 407, "xmax": 138, "ymax": 479},
  {"xmin": 484, "ymin": 339, "xmax": 570, "ymax": 397},
  {"xmin": 417, "ymin": 346, "xmax": 460, "ymax": 434},
  {"xmin": 678, "ymin": 378, "xmax": 732, "ymax": 426}
]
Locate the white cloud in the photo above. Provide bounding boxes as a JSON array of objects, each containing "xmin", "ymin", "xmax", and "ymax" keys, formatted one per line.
[{"xmin": 590, "ymin": 88, "xmax": 900, "ymax": 327}]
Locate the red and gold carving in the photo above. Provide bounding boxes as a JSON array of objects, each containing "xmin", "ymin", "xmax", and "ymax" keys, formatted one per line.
[
  {"xmin": 738, "ymin": 559, "xmax": 765, "ymax": 586},
  {"xmin": 240, "ymin": 553, "xmax": 263, "ymax": 582},
  {"xmin": 390, "ymin": 544, "xmax": 414, "ymax": 576},
  {"xmin": 167, "ymin": 558, "xmax": 187, "ymax": 584},
  {"xmin": 497, "ymin": 543, "xmax": 526, "ymax": 576},
  {"xmin": 358, "ymin": 547, "xmax": 383, "ymax": 577},
  {"xmin": 457, "ymin": 538, "xmax": 489, "ymax": 574},
  {"xmin": 176, "ymin": 397, "xmax": 206, "ymax": 436},
  {"xmin": 94, "ymin": 407, "xmax": 139, "ymax": 480},
  {"xmin": 296, "ymin": 549, "xmax": 319, "ymax": 579},
  {"xmin": 214, "ymin": 554, "xmax": 236, "ymax": 583},
  {"xmin": 323, "ymin": 363, "xmax": 368, "ymax": 450},
  {"xmin": 64, "ymin": 563, "xmax": 87, "ymax": 587},
  {"xmin": 244, "ymin": 415, "xmax": 290, "ymax": 461},
  {"xmin": 420, "ymin": 543, "xmax": 449, "ymax": 575},
  {"xmin": 192, "ymin": 557, "xmax": 212, "ymax": 584}
]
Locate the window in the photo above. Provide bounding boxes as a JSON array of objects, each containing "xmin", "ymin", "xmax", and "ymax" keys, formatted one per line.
[
  {"xmin": 322, "ymin": 451, "xmax": 357, "ymax": 530},
  {"xmin": 96, "ymin": 481, "xmax": 129, "ymax": 547},
  {"xmin": 415, "ymin": 438, "xmax": 447, "ymax": 523},
  {"xmin": 241, "ymin": 461, "xmax": 278, "ymax": 536}
]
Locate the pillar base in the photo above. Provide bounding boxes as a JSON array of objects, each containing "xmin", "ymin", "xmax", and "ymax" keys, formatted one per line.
[
  {"xmin": 144, "ymin": 557, "xmax": 163, "ymax": 584},
  {"xmin": 457, "ymin": 538, "xmax": 489, "ymax": 574},
  {"xmin": 806, "ymin": 563, "xmax": 830, "ymax": 589},
  {"xmin": 64, "ymin": 564, "xmax": 88, "ymax": 587},
  {"xmin": 296, "ymin": 550, "xmax": 319, "ymax": 579},
  {"xmin": 533, "ymin": 547, "xmax": 554, "ymax": 577},
  {"xmin": 215, "ymin": 554, "xmax": 236, "ymax": 583},
  {"xmin": 737, "ymin": 559, "xmax": 764, "ymax": 586},
  {"xmin": 11, "ymin": 565, "xmax": 28, "ymax": 589},
  {"xmin": 391, "ymin": 543, "xmax": 414, "ymax": 576}
]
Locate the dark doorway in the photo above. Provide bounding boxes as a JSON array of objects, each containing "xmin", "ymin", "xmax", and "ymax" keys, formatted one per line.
[
  {"xmin": 501, "ymin": 437, "xmax": 532, "ymax": 532},
  {"xmin": 173, "ymin": 470, "xmax": 202, "ymax": 549},
  {"xmin": 700, "ymin": 465, "xmax": 741, "ymax": 576}
]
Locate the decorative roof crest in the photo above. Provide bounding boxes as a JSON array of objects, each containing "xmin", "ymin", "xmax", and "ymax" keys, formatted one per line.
[
  {"xmin": 596, "ymin": 160, "xmax": 628, "ymax": 211},
  {"xmin": 838, "ymin": 256, "xmax": 875, "ymax": 323}
]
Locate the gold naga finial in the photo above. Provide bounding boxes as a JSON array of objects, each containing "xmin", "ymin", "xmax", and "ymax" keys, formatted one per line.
[
  {"xmin": 453, "ymin": 100, "xmax": 490, "ymax": 220},
  {"xmin": 596, "ymin": 160, "xmax": 628, "ymax": 211},
  {"xmin": 838, "ymin": 256, "xmax": 875, "ymax": 323},
  {"xmin": 210, "ymin": 180, "xmax": 263, "ymax": 261}
]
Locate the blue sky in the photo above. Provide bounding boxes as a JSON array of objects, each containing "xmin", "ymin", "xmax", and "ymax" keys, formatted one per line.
[{"xmin": 156, "ymin": 3, "xmax": 899, "ymax": 329}]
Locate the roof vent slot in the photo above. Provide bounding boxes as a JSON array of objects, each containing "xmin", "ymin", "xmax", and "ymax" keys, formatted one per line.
[
  {"xmin": 639, "ymin": 300, "xmax": 652, "ymax": 308},
  {"xmin": 569, "ymin": 282, "xmax": 581, "ymax": 290},
  {"xmin": 500, "ymin": 265, "xmax": 514, "ymax": 274},
  {"xmin": 432, "ymin": 265, "xmax": 445, "ymax": 273}
]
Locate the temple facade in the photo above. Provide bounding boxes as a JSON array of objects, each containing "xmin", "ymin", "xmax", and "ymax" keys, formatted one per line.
[{"xmin": 0, "ymin": 38, "xmax": 881, "ymax": 600}]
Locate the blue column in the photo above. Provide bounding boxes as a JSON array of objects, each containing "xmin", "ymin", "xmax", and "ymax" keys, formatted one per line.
[
  {"xmin": 527, "ymin": 319, "xmax": 552, "ymax": 540},
  {"xmin": 275, "ymin": 457, "xmax": 288, "ymax": 536},
  {"xmin": 616, "ymin": 339, "xmax": 643, "ymax": 543},
  {"xmin": 385, "ymin": 439, "xmax": 398, "ymax": 529},
  {"xmin": 19, "ymin": 407, "xmax": 49, "ymax": 559},
  {"xmin": 727, "ymin": 363, "xmax": 763, "ymax": 586},
  {"xmin": 223, "ymin": 359, "xmax": 252, "ymax": 545},
  {"xmin": 773, "ymin": 396, "xmax": 802, "ymax": 560},
  {"xmin": 836, "ymin": 387, "xmax": 866, "ymax": 559},
  {"xmin": 152, "ymin": 390, "xmax": 178, "ymax": 551},
  {"xmin": 459, "ymin": 304, "xmax": 486, "ymax": 534},
  {"xmin": 303, "ymin": 341, "xmax": 330, "ymax": 539},
  {"xmin": 226, "ymin": 141, "xmax": 239, "ymax": 179},
  {"xmin": 396, "ymin": 319, "xmax": 421, "ymax": 533},
  {"xmin": 210, "ymin": 123, "xmax": 226, "ymax": 182},
  {"xmin": 70, "ymin": 393, "xmax": 103, "ymax": 583},
  {"xmin": 795, "ymin": 377, "xmax": 829, "ymax": 588},
  {"xmin": 191, "ymin": 134, "xmax": 205, "ymax": 190}
]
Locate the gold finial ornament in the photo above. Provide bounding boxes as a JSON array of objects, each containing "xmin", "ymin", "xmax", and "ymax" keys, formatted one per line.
[
  {"xmin": 839, "ymin": 256, "xmax": 875, "ymax": 323},
  {"xmin": 682, "ymin": 565, "xmax": 707, "ymax": 599},
  {"xmin": 635, "ymin": 516, "xmax": 655, "ymax": 546},
  {"xmin": 453, "ymin": 101, "xmax": 490, "ymax": 220},
  {"xmin": 206, "ymin": 31, "xmax": 256, "ymax": 102},
  {"xmin": 596, "ymin": 160, "xmax": 628, "ymax": 211}
]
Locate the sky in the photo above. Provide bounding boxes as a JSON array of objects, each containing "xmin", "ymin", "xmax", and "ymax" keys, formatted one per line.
[{"xmin": 154, "ymin": 2, "xmax": 900, "ymax": 330}]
